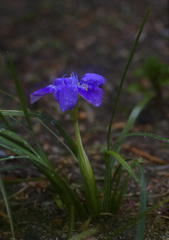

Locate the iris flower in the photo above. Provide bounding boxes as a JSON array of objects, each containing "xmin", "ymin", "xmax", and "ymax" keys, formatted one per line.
[{"xmin": 30, "ymin": 73, "xmax": 106, "ymax": 112}]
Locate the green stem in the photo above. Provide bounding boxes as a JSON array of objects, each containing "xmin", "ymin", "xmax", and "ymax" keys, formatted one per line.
[{"xmin": 73, "ymin": 120, "xmax": 100, "ymax": 216}]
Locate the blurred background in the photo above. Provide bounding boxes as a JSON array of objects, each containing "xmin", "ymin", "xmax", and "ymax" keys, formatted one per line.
[{"xmin": 0, "ymin": 0, "xmax": 169, "ymax": 123}]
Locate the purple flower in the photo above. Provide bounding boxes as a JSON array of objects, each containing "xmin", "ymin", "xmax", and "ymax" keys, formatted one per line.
[{"xmin": 30, "ymin": 73, "xmax": 106, "ymax": 112}]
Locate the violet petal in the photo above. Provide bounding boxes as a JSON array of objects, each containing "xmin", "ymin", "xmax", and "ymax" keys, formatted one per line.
[
  {"xmin": 30, "ymin": 85, "xmax": 56, "ymax": 104},
  {"xmin": 54, "ymin": 85, "xmax": 78, "ymax": 112},
  {"xmin": 80, "ymin": 73, "xmax": 106, "ymax": 86},
  {"xmin": 78, "ymin": 85, "xmax": 103, "ymax": 107}
]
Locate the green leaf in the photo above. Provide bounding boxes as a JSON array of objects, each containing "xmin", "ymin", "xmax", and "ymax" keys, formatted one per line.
[
  {"xmin": 107, "ymin": 151, "xmax": 139, "ymax": 185},
  {"xmin": 7, "ymin": 53, "xmax": 33, "ymax": 132},
  {"xmin": 110, "ymin": 165, "xmax": 122, "ymax": 213},
  {"xmin": 102, "ymin": 7, "xmax": 151, "ymax": 212},
  {"xmin": 0, "ymin": 131, "xmax": 87, "ymax": 218},
  {"xmin": 0, "ymin": 165, "xmax": 24, "ymax": 172},
  {"xmin": 106, "ymin": 7, "xmax": 151, "ymax": 151},
  {"xmin": 1, "ymin": 110, "xmax": 78, "ymax": 158},
  {"xmin": 114, "ymin": 132, "xmax": 169, "ymax": 147},
  {"xmin": 0, "ymin": 175, "xmax": 15, "ymax": 240},
  {"xmin": 114, "ymin": 93, "xmax": 153, "ymax": 154},
  {"xmin": 0, "ymin": 111, "xmax": 13, "ymax": 131},
  {"xmin": 135, "ymin": 163, "xmax": 147, "ymax": 240},
  {"xmin": 107, "ymin": 196, "xmax": 169, "ymax": 239}
]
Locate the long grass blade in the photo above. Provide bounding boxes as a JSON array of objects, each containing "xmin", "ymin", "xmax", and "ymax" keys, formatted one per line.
[
  {"xmin": 39, "ymin": 120, "xmax": 77, "ymax": 160},
  {"xmin": 102, "ymin": 7, "xmax": 151, "ymax": 212},
  {"xmin": 7, "ymin": 54, "xmax": 50, "ymax": 165},
  {"xmin": 107, "ymin": 7, "xmax": 151, "ymax": 151},
  {"xmin": 107, "ymin": 151, "xmax": 139, "ymax": 184},
  {"xmin": 0, "ymin": 175, "xmax": 15, "ymax": 240},
  {"xmin": 7, "ymin": 53, "xmax": 32, "ymax": 131},
  {"xmin": 0, "ymin": 132, "xmax": 87, "ymax": 217},
  {"xmin": 67, "ymin": 206, "xmax": 75, "ymax": 239},
  {"xmin": 1, "ymin": 110, "xmax": 78, "ymax": 158},
  {"xmin": 0, "ymin": 111, "xmax": 13, "ymax": 131},
  {"xmin": 114, "ymin": 132, "xmax": 169, "ymax": 147},
  {"xmin": 110, "ymin": 165, "xmax": 122, "ymax": 213},
  {"xmin": 0, "ymin": 89, "xmax": 20, "ymax": 103},
  {"xmin": 114, "ymin": 93, "xmax": 153, "ymax": 154},
  {"xmin": 135, "ymin": 163, "xmax": 147, "ymax": 240},
  {"xmin": 0, "ymin": 166, "xmax": 24, "ymax": 172},
  {"xmin": 107, "ymin": 196, "xmax": 169, "ymax": 239}
]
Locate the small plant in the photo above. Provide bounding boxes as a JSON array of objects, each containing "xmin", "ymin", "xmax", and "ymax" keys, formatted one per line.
[
  {"xmin": 1, "ymin": 7, "xmax": 169, "ymax": 239},
  {"xmin": 129, "ymin": 56, "xmax": 169, "ymax": 99}
]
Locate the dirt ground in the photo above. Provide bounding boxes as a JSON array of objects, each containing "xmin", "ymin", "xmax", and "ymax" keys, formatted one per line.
[{"xmin": 0, "ymin": 0, "xmax": 169, "ymax": 239}]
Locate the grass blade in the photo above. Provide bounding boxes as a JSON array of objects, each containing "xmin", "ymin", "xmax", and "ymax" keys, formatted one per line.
[
  {"xmin": 114, "ymin": 93, "xmax": 153, "ymax": 154},
  {"xmin": 102, "ymin": 7, "xmax": 151, "ymax": 212},
  {"xmin": 7, "ymin": 54, "xmax": 51, "ymax": 165},
  {"xmin": 110, "ymin": 165, "xmax": 122, "ymax": 213},
  {"xmin": 1, "ymin": 110, "xmax": 78, "ymax": 158},
  {"xmin": 107, "ymin": 7, "xmax": 151, "ymax": 151},
  {"xmin": 0, "ymin": 132, "xmax": 87, "ymax": 217},
  {"xmin": 0, "ymin": 175, "xmax": 15, "ymax": 240},
  {"xmin": 135, "ymin": 163, "xmax": 147, "ymax": 240},
  {"xmin": 114, "ymin": 132, "xmax": 169, "ymax": 147},
  {"xmin": 7, "ymin": 53, "xmax": 32, "ymax": 131},
  {"xmin": 107, "ymin": 196, "xmax": 169, "ymax": 239},
  {"xmin": 0, "ymin": 111, "xmax": 13, "ymax": 131},
  {"xmin": 67, "ymin": 206, "xmax": 75, "ymax": 239},
  {"xmin": 0, "ymin": 166, "xmax": 24, "ymax": 172},
  {"xmin": 107, "ymin": 151, "xmax": 139, "ymax": 185}
]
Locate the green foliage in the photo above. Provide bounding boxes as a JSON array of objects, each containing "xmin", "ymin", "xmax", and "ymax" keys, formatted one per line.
[
  {"xmin": 135, "ymin": 162, "xmax": 147, "ymax": 240},
  {"xmin": 102, "ymin": 7, "xmax": 151, "ymax": 213},
  {"xmin": 129, "ymin": 56, "xmax": 169, "ymax": 98},
  {"xmin": 0, "ymin": 176, "xmax": 15, "ymax": 240}
]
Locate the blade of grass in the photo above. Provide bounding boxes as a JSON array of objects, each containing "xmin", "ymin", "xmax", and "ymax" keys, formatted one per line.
[
  {"xmin": 107, "ymin": 7, "xmax": 151, "ymax": 151},
  {"xmin": 0, "ymin": 166, "xmax": 24, "ymax": 172},
  {"xmin": 7, "ymin": 54, "xmax": 51, "ymax": 165},
  {"xmin": 102, "ymin": 7, "xmax": 151, "ymax": 212},
  {"xmin": 39, "ymin": 120, "xmax": 77, "ymax": 160},
  {"xmin": 2, "ymin": 177, "xmax": 45, "ymax": 183},
  {"xmin": 7, "ymin": 53, "xmax": 32, "ymax": 131},
  {"xmin": 0, "ymin": 89, "xmax": 20, "ymax": 103},
  {"xmin": 1, "ymin": 110, "xmax": 78, "ymax": 158},
  {"xmin": 135, "ymin": 163, "xmax": 147, "ymax": 240},
  {"xmin": 112, "ymin": 176, "xmax": 129, "ymax": 213},
  {"xmin": 0, "ymin": 175, "xmax": 15, "ymax": 240},
  {"xmin": 114, "ymin": 93, "xmax": 153, "ymax": 154},
  {"xmin": 0, "ymin": 134, "xmax": 52, "ymax": 170},
  {"xmin": 0, "ymin": 129, "xmax": 40, "ymax": 156},
  {"xmin": 107, "ymin": 196, "xmax": 169, "ymax": 239},
  {"xmin": 105, "ymin": 93, "xmax": 153, "ymax": 210},
  {"xmin": 110, "ymin": 166, "xmax": 122, "ymax": 213},
  {"xmin": 110, "ymin": 159, "xmax": 137, "ymax": 213},
  {"xmin": 0, "ymin": 111, "xmax": 13, "ymax": 131},
  {"xmin": 107, "ymin": 151, "xmax": 139, "ymax": 185},
  {"xmin": 0, "ymin": 133, "xmax": 87, "ymax": 217},
  {"xmin": 114, "ymin": 132, "xmax": 169, "ymax": 147},
  {"xmin": 67, "ymin": 206, "xmax": 75, "ymax": 240}
]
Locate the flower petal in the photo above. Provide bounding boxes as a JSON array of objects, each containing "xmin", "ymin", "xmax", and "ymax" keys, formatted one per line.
[
  {"xmin": 54, "ymin": 85, "xmax": 78, "ymax": 112},
  {"xmin": 30, "ymin": 85, "xmax": 56, "ymax": 104},
  {"xmin": 80, "ymin": 73, "xmax": 106, "ymax": 86},
  {"xmin": 53, "ymin": 78, "xmax": 64, "ymax": 86},
  {"xmin": 78, "ymin": 85, "xmax": 103, "ymax": 107}
]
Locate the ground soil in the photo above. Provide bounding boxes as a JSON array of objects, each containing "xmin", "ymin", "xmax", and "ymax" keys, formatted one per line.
[{"xmin": 0, "ymin": 0, "xmax": 169, "ymax": 239}]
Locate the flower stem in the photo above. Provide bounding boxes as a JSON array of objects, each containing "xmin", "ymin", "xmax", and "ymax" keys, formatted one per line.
[{"xmin": 73, "ymin": 120, "xmax": 100, "ymax": 216}]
